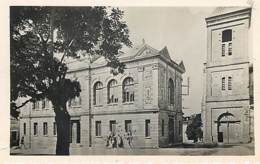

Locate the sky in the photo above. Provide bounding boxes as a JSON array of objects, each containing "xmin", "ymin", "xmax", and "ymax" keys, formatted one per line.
[{"xmin": 121, "ymin": 7, "xmax": 215, "ymax": 115}]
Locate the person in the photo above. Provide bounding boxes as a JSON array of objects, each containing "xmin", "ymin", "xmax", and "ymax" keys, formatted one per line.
[
  {"xmin": 126, "ymin": 131, "xmax": 133, "ymax": 149},
  {"xmin": 20, "ymin": 136, "xmax": 25, "ymax": 149},
  {"xmin": 117, "ymin": 134, "xmax": 124, "ymax": 148},
  {"xmin": 112, "ymin": 134, "xmax": 117, "ymax": 148}
]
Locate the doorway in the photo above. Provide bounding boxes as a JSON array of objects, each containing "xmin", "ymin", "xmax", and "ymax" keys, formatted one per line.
[{"xmin": 168, "ymin": 118, "xmax": 175, "ymax": 144}]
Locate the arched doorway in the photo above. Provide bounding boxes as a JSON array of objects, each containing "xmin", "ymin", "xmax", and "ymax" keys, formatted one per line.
[{"xmin": 216, "ymin": 112, "xmax": 241, "ymax": 143}]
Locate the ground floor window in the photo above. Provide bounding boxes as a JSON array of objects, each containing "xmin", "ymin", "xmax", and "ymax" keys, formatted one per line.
[
  {"xmin": 145, "ymin": 119, "xmax": 151, "ymax": 137},
  {"xmin": 162, "ymin": 119, "xmax": 165, "ymax": 136},
  {"xmin": 70, "ymin": 120, "xmax": 80, "ymax": 143},
  {"xmin": 109, "ymin": 120, "xmax": 116, "ymax": 135},
  {"xmin": 23, "ymin": 123, "xmax": 26, "ymax": 135},
  {"xmin": 53, "ymin": 122, "xmax": 57, "ymax": 136},
  {"xmin": 33, "ymin": 122, "xmax": 38, "ymax": 135},
  {"xmin": 178, "ymin": 120, "xmax": 182, "ymax": 135},
  {"xmin": 95, "ymin": 121, "xmax": 101, "ymax": 137},
  {"xmin": 125, "ymin": 120, "xmax": 132, "ymax": 133},
  {"xmin": 43, "ymin": 122, "xmax": 48, "ymax": 136}
]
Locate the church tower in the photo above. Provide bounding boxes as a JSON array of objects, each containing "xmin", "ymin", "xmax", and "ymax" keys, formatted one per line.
[{"xmin": 203, "ymin": 7, "xmax": 253, "ymax": 144}]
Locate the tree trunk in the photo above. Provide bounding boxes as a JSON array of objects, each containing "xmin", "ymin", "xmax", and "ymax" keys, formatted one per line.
[{"xmin": 53, "ymin": 103, "xmax": 71, "ymax": 155}]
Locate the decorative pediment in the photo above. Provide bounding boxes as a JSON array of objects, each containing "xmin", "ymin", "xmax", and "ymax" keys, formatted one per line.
[
  {"xmin": 134, "ymin": 44, "xmax": 158, "ymax": 59},
  {"xmin": 178, "ymin": 61, "xmax": 186, "ymax": 72},
  {"xmin": 159, "ymin": 46, "xmax": 172, "ymax": 60}
]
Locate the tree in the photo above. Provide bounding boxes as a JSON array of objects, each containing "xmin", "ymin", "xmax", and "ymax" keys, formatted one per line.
[
  {"xmin": 10, "ymin": 6, "xmax": 132, "ymax": 155},
  {"xmin": 185, "ymin": 114, "xmax": 203, "ymax": 143}
]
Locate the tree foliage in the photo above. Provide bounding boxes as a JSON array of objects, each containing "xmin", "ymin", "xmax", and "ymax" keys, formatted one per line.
[
  {"xmin": 10, "ymin": 6, "xmax": 132, "ymax": 154},
  {"xmin": 10, "ymin": 6, "xmax": 132, "ymax": 116},
  {"xmin": 185, "ymin": 114, "xmax": 203, "ymax": 143}
]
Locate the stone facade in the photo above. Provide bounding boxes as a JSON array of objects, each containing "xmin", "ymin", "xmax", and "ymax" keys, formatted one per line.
[
  {"xmin": 202, "ymin": 7, "xmax": 253, "ymax": 144},
  {"xmin": 19, "ymin": 42, "xmax": 185, "ymax": 152}
]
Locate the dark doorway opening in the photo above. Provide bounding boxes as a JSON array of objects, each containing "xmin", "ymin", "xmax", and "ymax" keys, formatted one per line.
[
  {"xmin": 218, "ymin": 132, "xmax": 223, "ymax": 142},
  {"xmin": 168, "ymin": 118, "xmax": 175, "ymax": 144}
]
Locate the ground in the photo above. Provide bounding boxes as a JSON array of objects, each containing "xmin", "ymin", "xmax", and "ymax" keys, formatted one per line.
[{"xmin": 10, "ymin": 142, "xmax": 254, "ymax": 156}]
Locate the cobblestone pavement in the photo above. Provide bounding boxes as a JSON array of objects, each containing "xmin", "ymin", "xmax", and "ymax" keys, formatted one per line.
[{"xmin": 10, "ymin": 143, "xmax": 254, "ymax": 156}]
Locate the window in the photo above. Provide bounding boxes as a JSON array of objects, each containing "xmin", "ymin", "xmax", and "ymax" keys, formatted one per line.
[
  {"xmin": 93, "ymin": 82, "xmax": 103, "ymax": 105},
  {"xmin": 69, "ymin": 96, "xmax": 81, "ymax": 107},
  {"xmin": 228, "ymin": 43, "xmax": 232, "ymax": 56},
  {"xmin": 43, "ymin": 122, "xmax": 48, "ymax": 136},
  {"xmin": 35, "ymin": 101, "xmax": 40, "ymax": 109},
  {"xmin": 222, "ymin": 29, "xmax": 232, "ymax": 57},
  {"xmin": 23, "ymin": 123, "xmax": 26, "ymax": 135},
  {"xmin": 168, "ymin": 79, "xmax": 174, "ymax": 105},
  {"xmin": 42, "ymin": 99, "xmax": 45, "ymax": 109},
  {"xmin": 43, "ymin": 99, "xmax": 50, "ymax": 109},
  {"xmin": 228, "ymin": 76, "xmax": 232, "ymax": 90},
  {"xmin": 123, "ymin": 77, "xmax": 135, "ymax": 102},
  {"xmin": 222, "ymin": 29, "xmax": 232, "ymax": 42},
  {"xmin": 222, "ymin": 44, "xmax": 225, "ymax": 56},
  {"xmin": 108, "ymin": 80, "xmax": 118, "ymax": 104},
  {"xmin": 95, "ymin": 121, "xmax": 101, "ymax": 136},
  {"xmin": 33, "ymin": 123, "xmax": 38, "ymax": 135},
  {"xmin": 109, "ymin": 120, "xmax": 116, "ymax": 135},
  {"xmin": 125, "ymin": 120, "xmax": 132, "ymax": 133},
  {"xmin": 32, "ymin": 102, "xmax": 35, "ymax": 110},
  {"xmin": 161, "ymin": 119, "xmax": 165, "ymax": 136},
  {"xmin": 33, "ymin": 101, "xmax": 40, "ymax": 110},
  {"xmin": 145, "ymin": 119, "xmax": 151, "ymax": 138},
  {"xmin": 70, "ymin": 120, "xmax": 80, "ymax": 143},
  {"xmin": 222, "ymin": 77, "xmax": 225, "ymax": 90},
  {"xmin": 53, "ymin": 122, "xmax": 57, "ymax": 135},
  {"xmin": 179, "ymin": 120, "xmax": 182, "ymax": 135}
]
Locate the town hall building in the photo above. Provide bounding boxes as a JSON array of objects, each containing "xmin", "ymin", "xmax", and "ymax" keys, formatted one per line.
[
  {"xmin": 202, "ymin": 7, "xmax": 254, "ymax": 144},
  {"xmin": 18, "ymin": 41, "xmax": 185, "ymax": 153}
]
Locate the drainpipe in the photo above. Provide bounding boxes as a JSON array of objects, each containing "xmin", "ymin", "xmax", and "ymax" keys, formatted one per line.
[
  {"xmin": 88, "ymin": 65, "xmax": 92, "ymax": 147},
  {"xmin": 29, "ymin": 104, "xmax": 32, "ymax": 149}
]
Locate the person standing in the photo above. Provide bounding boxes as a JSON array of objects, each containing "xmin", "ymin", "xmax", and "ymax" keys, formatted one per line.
[{"xmin": 20, "ymin": 136, "xmax": 26, "ymax": 149}]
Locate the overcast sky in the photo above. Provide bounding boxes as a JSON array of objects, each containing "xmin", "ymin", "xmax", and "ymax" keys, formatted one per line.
[{"xmin": 122, "ymin": 7, "xmax": 215, "ymax": 115}]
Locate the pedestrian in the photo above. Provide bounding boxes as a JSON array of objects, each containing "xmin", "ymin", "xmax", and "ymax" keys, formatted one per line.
[
  {"xmin": 20, "ymin": 136, "xmax": 25, "ymax": 149},
  {"xmin": 126, "ymin": 131, "xmax": 133, "ymax": 149}
]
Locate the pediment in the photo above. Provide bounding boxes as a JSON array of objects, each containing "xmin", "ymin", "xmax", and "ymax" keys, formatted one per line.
[{"xmin": 134, "ymin": 44, "xmax": 158, "ymax": 58}]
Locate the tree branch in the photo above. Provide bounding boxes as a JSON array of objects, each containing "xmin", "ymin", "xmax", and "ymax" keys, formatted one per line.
[
  {"xmin": 14, "ymin": 98, "xmax": 33, "ymax": 110},
  {"xmin": 60, "ymin": 39, "xmax": 74, "ymax": 64}
]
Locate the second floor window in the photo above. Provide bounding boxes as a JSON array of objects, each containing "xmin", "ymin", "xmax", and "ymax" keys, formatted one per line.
[
  {"xmin": 221, "ymin": 29, "xmax": 232, "ymax": 57},
  {"xmin": 69, "ymin": 96, "xmax": 81, "ymax": 107},
  {"xmin": 222, "ymin": 77, "xmax": 226, "ymax": 90},
  {"xmin": 93, "ymin": 81, "xmax": 103, "ymax": 105},
  {"xmin": 108, "ymin": 79, "xmax": 118, "ymax": 104},
  {"xmin": 228, "ymin": 43, "xmax": 232, "ymax": 56},
  {"xmin": 122, "ymin": 77, "xmax": 135, "ymax": 102},
  {"xmin": 228, "ymin": 76, "xmax": 232, "ymax": 90},
  {"xmin": 168, "ymin": 78, "xmax": 174, "ymax": 105}
]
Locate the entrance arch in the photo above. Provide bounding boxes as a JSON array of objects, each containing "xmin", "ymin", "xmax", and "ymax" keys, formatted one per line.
[{"xmin": 216, "ymin": 112, "xmax": 241, "ymax": 143}]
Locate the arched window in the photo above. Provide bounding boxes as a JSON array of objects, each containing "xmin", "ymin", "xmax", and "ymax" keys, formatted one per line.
[
  {"xmin": 168, "ymin": 78, "xmax": 174, "ymax": 105},
  {"xmin": 93, "ymin": 81, "xmax": 103, "ymax": 105},
  {"xmin": 108, "ymin": 79, "xmax": 118, "ymax": 104},
  {"xmin": 122, "ymin": 77, "xmax": 134, "ymax": 102}
]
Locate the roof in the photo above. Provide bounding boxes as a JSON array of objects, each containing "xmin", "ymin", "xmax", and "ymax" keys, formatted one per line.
[
  {"xmin": 66, "ymin": 41, "xmax": 185, "ymax": 73},
  {"xmin": 208, "ymin": 7, "xmax": 250, "ymax": 18}
]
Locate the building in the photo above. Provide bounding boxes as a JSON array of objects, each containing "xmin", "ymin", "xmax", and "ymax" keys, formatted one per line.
[
  {"xmin": 202, "ymin": 7, "xmax": 253, "ymax": 144},
  {"xmin": 10, "ymin": 116, "xmax": 19, "ymax": 147},
  {"xmin": 19, "ymin": 41, "xmax": 185, "ymax": 153}
]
